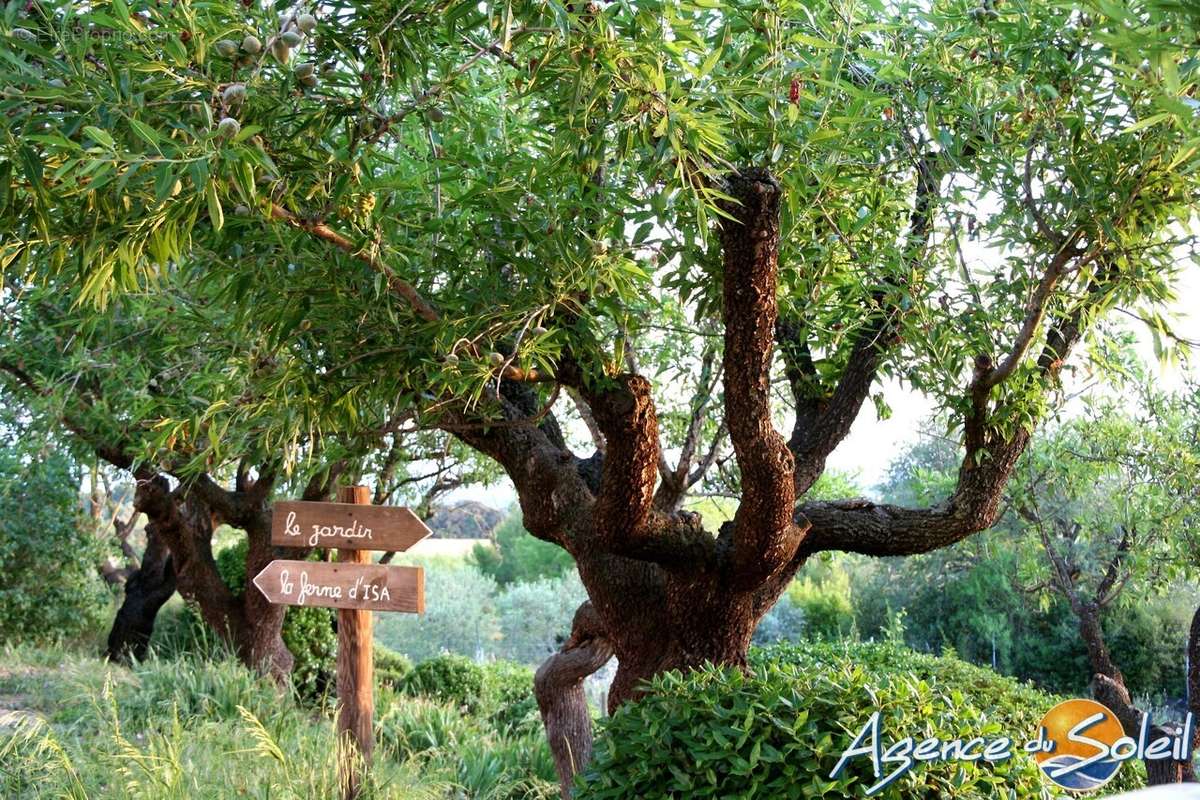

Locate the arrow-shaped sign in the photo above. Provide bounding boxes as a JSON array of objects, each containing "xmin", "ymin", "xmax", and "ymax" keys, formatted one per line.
[
  {"xmin": 252, "ymin": 560, "xmax": 424, "ymax": 613},
  {"xmin": 271, "ymin": 500, "xmax": 432, "ymax": 552}
]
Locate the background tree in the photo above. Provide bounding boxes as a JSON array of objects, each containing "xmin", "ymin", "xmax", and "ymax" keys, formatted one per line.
[
  {"xmin": 1007, "ymin": 389, "xmax": 1200, "ymax": 783},
  {"xmin": 4, "ymin": 0, "xmax": 1200, "ymax": 789},
  {"xmin": 0, "ymin": 427, "xmax": 111, "ymax": 645},
  {"xmin": 0, "ymin": 283, "xmax": 351, "ymax": 673}
]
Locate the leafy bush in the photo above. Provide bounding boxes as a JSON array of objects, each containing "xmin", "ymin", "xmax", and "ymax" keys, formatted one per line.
[
  {"xmin": 577, "ymin": 642, "xmax": 1070, "ymax": 799},
  {"xmin": 401, "ymin": 653, "xmax": 486, "ymax": 712},
  {"xmin": 375, "ymin": 562, "xmax": 500, "ymax": 662},
  {"xmin": 471, "ymin": 511, "xmax": 573, "ymax": 586},
  {"xmin": 375, "ymin": 644, "xmax": 414, "ymax": 690},
  {"xmin": 212, "ymin": 538, "xmax": 336, "ymax": 698},
  {"xmin": 483, "ymin": 661, "xmax": 539, "ymax": 736},
  {"xmin": 0, "ymin": 444, "xmax": 110, "ymax": 645},
  {"xmin": 494, "ymin": 571, "xmax": 588, "ymax": 664}
]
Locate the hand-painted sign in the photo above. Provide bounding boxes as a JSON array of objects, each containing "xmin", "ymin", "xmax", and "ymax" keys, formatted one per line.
[
  {"xmin": 271, "ymin": 500, "xmax": 432, "ymax": 551},
  {"xmin": 257, "ymin": 489, "xmax": 428, "ymax": 800},
  {"xmin": 252, "ymin": 559, "xmax": 424, "ymax": 613}
]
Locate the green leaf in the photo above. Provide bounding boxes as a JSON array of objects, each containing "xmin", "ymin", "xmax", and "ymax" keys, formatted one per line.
[
  {"xmin": 128, "ymin": 119, "xmax": 163, "ymax": 150},
  {"xmin": 83, "ymin": 126, "xmax": 116, "ymax": 150},
  {"xmin": 206, "ymin": 181, "xmax": 224, "ymax": 232}
]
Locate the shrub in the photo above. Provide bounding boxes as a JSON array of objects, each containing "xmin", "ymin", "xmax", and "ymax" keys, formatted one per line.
[
  {"xmin": 483, "ymin": 661, "xmax": 539, "ymax": 735},
  {"xmin": 787, "ymin": 563, "xmax": 856, "ymax": 641},
  {"xmin": 212, "ymin": 538, "xmax": 336, "ymax": 698},
  {"xmin": 0, "ymin": 444, "xmax": 110, "ymax": 645},
  {"xmin": 577, "ymin": 642, "xmax": 1071, "ymax": 799},
  {"xmin": 494, "ymin": 571, "xmax": 588, "ymax": 665},
  {"xmin": 401, "ymin": 653, "xmax": 486, "ymax": 712},
  {"xmin": 375, "ymin": 644, "xmax": 414, "ymax": 690}
]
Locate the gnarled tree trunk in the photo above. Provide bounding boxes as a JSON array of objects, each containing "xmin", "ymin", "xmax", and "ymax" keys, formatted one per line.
[
  {"xmin": 106, "ymin": 525, "xmax": 176, "ymax": 663},
  {"xmin": 454, "ymin": 162, "xmax": 1091, "ymax": 794},
  {"xmin": 535, "ymin": 602, "xmax": 614, "ymax": 798},
  {"xmin": 135, "ymin": 472, "xmax": 295, "ymax": 681}
]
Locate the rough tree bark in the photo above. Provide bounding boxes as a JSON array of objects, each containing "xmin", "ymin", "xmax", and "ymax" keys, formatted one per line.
[{"xmin": 1080, "ymin": 603, "xmax": 1191, "ymax": 784}]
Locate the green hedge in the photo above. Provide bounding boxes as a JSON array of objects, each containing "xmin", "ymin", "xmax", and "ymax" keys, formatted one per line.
[
  {"xmin": 577, "ymin": 642, "xmax": 1091, "ymax": 799},
  {"xmin": 400, "ymin": 653, "xmax": 487, "ymax": 712}
]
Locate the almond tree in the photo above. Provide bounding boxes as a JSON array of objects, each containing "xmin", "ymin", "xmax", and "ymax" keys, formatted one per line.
[
  {"xmin": 3, "ymin": 0, "xmax": 1199, "ymax": 788},
  {"xmin": 0, "ymin": 286, "xmax": 343, "ymax": 672}
]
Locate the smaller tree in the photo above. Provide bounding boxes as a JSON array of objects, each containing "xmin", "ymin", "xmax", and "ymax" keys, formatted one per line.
[
  {"xmin": 473, "ymin": 511, "xmax": 575, "ymax": 586},
  {"xmin": 1006, "ymin": 387, "xmax": 1200, "ymax": 784}
]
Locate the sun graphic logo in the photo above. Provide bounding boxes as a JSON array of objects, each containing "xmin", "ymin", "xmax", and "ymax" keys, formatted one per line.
[{"xmin": 1034, "ymin": 699, "xmax": 1125, "ymax": 792}]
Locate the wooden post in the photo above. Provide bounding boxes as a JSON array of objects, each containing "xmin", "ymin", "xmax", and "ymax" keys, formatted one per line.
[{"xmin": 336, "ymin": 484, "xmax": 373, "ymax": 800}]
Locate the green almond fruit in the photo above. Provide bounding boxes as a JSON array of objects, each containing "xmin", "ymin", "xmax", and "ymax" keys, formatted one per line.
[
  {"xmin": 241, "ymin": 35, "xmax": 262, "ymax": 54},
  {"xmin": 271, "ymin": 39, "xmax": 292, "ymax": 63}
]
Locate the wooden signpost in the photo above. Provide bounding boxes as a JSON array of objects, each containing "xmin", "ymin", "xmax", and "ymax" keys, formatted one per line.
[{"xmin": 253, "ymin": 485, "xmax": 431, "ymax": 800}]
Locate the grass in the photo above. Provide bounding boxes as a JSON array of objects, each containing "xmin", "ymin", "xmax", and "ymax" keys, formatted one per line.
[{"xmin": 0, "ymin": 644, "xmax": 557, "ymax": 799}]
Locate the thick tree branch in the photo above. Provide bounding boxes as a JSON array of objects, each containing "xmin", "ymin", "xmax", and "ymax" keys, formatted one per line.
[
  {"xmin": 580, "ymin": 374, "xmax": 661, "ymax": 546},
  {"xmin": 449, "ymin": 392, "xmax": 592, "ymax": 552},
  {"xmin": 716, "ymin": 169, "xmax": 803, "ymax": 580},
  {"xmin": 797, "ymin": 270, "xmax": 1097, "ymax": 558},
  {"xmin": 535, "ymin": 601, "xmax": 614, "ymax": 799}
]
